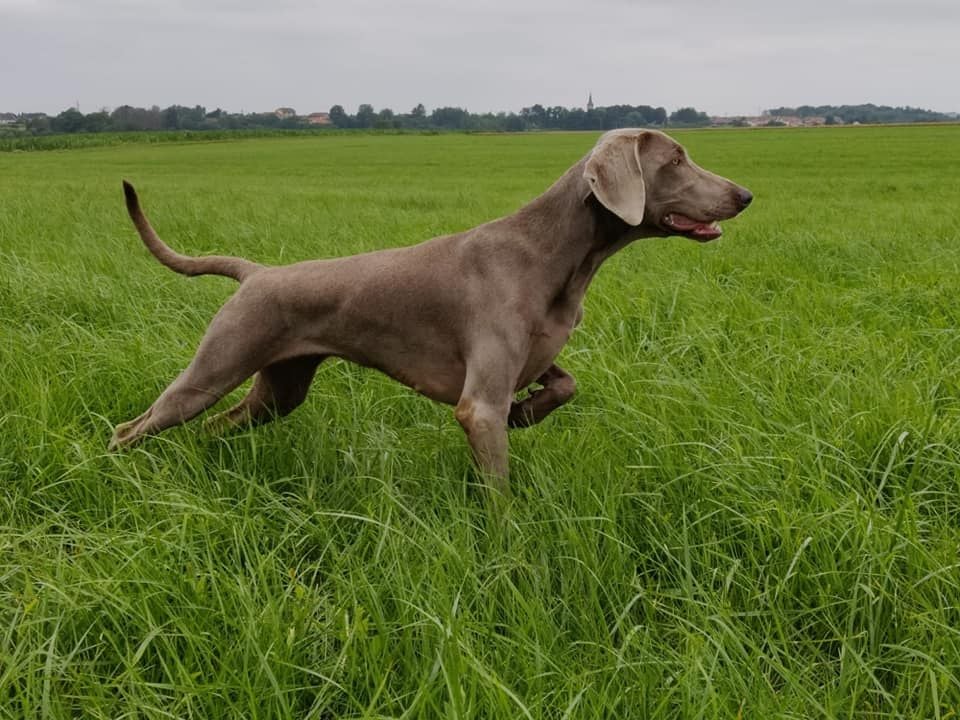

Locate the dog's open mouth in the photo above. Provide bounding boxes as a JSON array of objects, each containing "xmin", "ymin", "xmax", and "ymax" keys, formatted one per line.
[{"xmin": 662, "ymin": 213, "xmax": 722, "ymax": 242}]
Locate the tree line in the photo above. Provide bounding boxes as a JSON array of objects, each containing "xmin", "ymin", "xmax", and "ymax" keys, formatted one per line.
[
  {"xmin": 765, "ymin": 104, "xmax": 952, "ymax": 125},
  {"xmin": 11, "ymin": 105, "xmax": 306, "ymax": 134},
  {"xmin": 5, "ymin": 102, "xmax": 711, "ymax": 135},
  {"xmin": 327, "ymin": 103, "xmax": 690, "ymax": 130},
  {"xmin": 4, "ymin": 101, "xmax": 952, "ymax": 137}
]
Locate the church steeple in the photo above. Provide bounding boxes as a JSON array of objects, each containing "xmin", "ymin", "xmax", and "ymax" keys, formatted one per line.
[{"xmin": 587, "ymin": 92, "xmax": 594, "ymax": 112}]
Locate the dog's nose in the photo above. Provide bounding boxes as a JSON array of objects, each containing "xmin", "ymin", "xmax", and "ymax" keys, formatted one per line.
[{"xmin": 736, "ymin": 188, "xmax": 753, "ymax": 209}]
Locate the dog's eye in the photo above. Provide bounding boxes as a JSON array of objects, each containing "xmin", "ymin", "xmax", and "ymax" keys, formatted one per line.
[{"xmin": 671, "ymin": 157, "xmax": 681, "ymax": 166}]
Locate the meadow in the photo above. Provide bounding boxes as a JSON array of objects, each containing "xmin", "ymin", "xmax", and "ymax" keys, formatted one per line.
[{"xmin": 1, "ymin": 125, "xmax": 959, "ymax": 718}]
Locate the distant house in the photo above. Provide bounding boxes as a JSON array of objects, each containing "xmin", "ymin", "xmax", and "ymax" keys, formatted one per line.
[
  {"xmin": 710, "ymin": 114, "xmax": 834, "ymax": 128},
  {"xmin": 306, "ymin": 112, "xmax": 331, "ymax": 126},
  {"xmin": 710, "ymin": 115, "xmax": 769, "ymax": 127},
  {"xmin": 274, "ymin": 107, "xmax": 297, "ymax": 119},
  {"xmin": 0, "ymin": 112, "xmax": 18, "ymax": 125},
  {"xmin": 771, "ymin": 115, "xmax": 803, "ymax": 127},
  {"xmin": 768, "ymin": 115, "xmax": 828, "ymax": 127}
]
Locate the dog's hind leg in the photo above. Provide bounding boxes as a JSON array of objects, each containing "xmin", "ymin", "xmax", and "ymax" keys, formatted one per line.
[
  {"xmin": 109, "ymin": 297, "xmax": 282, "ymax": 450},
  {"xmin": 109, "ymin": 364, "xmax": 249, "ymax": 450},
  {"xmin": 203, "ymin": 355, "xmax": 325, "ymax": 433}
]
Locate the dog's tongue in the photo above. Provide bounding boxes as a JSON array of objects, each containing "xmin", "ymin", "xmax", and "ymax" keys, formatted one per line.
[{"xmin": 667, "ymin": 213, "xmax": 722, "ymax": 240}]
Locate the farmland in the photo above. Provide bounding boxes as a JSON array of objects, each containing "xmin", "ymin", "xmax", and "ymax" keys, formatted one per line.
[{"xmin": 2, "ymin": 126, "xmax": 960, "ymax": 718}]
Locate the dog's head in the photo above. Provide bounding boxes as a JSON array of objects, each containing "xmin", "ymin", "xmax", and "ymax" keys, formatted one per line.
[{"xmin": 583, "ymin": 128, "xmax": 752, "ymax": 241}]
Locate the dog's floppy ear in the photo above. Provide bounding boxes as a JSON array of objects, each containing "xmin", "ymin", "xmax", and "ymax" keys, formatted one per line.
[{"xmin": 583, "ymin": 131, "xmax": 646, "ymax": 226}]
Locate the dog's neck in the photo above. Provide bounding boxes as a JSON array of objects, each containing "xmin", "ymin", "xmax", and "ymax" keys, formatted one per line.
[{"xmin": 515, "ymin": 157, "xmax": 648, "ymax": 308}]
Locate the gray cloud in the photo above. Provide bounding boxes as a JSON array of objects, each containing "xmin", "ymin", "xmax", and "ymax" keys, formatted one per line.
[{"xmin": 1, "ymin": 0, "xmax": 957, "ymax": 116}]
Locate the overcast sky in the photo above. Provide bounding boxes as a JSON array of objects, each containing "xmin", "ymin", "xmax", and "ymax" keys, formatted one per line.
[{"xmin": 2, "ymin": 0, "xmax": 958, "ymax": 117}]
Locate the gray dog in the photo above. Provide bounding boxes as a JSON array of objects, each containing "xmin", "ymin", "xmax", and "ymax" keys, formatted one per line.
[{"xmin": 111, "ymin": 129, "xmax": 752, "ymax": 494}]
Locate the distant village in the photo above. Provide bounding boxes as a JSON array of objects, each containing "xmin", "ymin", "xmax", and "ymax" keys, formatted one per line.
[
  {"xmin": 270, "ymin": 108, "xmax": 332, "ymax": 125},
  {"xmin": 712, "ymin": 115, "xmax": 835, "ymax": 127}
]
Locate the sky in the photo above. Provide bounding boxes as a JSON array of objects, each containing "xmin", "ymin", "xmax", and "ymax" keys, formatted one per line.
[{"xmin": 1, "ymin": 0, "xmax": 958, "ymax": 117}]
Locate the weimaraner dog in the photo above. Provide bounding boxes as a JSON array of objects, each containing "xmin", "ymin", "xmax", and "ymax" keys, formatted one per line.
[{"xmin": 111, "ymin": 129, "xmax": 752, "ymax": 494}]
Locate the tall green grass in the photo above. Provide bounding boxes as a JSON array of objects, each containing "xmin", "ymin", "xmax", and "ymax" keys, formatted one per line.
[{"xmin": 2, "ymin": 127, "xmax": 959, "ymax": 718}]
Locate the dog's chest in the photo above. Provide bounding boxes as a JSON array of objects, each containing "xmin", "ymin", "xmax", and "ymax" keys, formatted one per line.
[{"xmin": 518, "ymin": 303, "xmax": 582, "ymax": 388}]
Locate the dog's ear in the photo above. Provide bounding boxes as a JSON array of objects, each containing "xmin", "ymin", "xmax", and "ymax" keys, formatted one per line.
[{"xmin": 583, "ymin": 131, "xmax": 646, "ymax": 226}]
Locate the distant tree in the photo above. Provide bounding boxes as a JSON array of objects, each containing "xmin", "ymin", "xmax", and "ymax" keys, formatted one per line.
[
  {"xmin": 503, "ymin": 112, "xmax": 525, "ymax": 132},
  {"xmin": 669, "ymin": 107, "xmax": 710, "ymax": 126},
  {"xmin": 565, "ymin": 108, "xmax": 588, "ymax": 130},
  {"xmin": 162, "ymin": 105, "xmax": 182, "ymax": 130},
  {"xmin": 186, "ymin": 105, "xmax": 206, "ymax": 128},
  {"xmin": 144, "ymin": 106, "xmax": 162, "ymax": 130},
  {"xmin": 375, "ymin": 108, "xmax": 395, "ymax": 129},
  {"xmin": 471, "ymin": 112, "xmax": 504, "ymax": 132},
  {"xmin": 355, "ymin": 104, "xmax": 376, "ymax": 128},
  {"xmin": 544, "ymin": 106, "xmax": 568, "ymax": 128},
  {"xmin": 52, "ymin": 107, "xmax": 85, "ymax": 133},
  {"xmin": 601, "ymin": 105, "xmax": 631, "ymax": 129},
  {"xmin": 248, "ymin": 112, "xmax": 282, "ymax": 128},
  {"xmin": 430, "ymin": 106, "xmax": 470, "ymax": 129},
  {"xmin": 218, "ymin": 113, "xmax": 243, "ymax": 130},
  {"xmin": 277, "ymin": 113, "xmax": 301, "ymax": 129},
  {"xmin": 82, "ymin": 111, "xmax": 111, "ymax": 133},
  {"xmin": 401, "ymin": 103, "xmax": 428, "ymax": 129},
  {"xmin": 328, "ymin": 105, "xmax": 350, "ymax": 128},
  {"xmin": 111, "ymin": 105, "xmax": 161, "ymax": 131},
  {"xmin": 520, "ymin": 104, "xmax": 547, "ymax": 129},
  {"xmin": 25, "ymin": 114, "xmax": 51, "ymax": 134},
  {"xmin": 586, "ymin": 107, "xmax": 605, "ymax": 130}
]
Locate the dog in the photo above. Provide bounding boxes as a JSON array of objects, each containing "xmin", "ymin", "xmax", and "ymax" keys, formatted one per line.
[{"xmin": 110, "ymin": 129, "xmax": 752, "ymax": 495}]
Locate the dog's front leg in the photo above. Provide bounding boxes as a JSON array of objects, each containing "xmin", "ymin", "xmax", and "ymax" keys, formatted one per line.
[
  {"xmin": 508, "ymin": 364, "xmax": 576, "ymax": 428},
  {"xmin": 454, "ymin": 362, "xmax": 515, "ymax": 498}
]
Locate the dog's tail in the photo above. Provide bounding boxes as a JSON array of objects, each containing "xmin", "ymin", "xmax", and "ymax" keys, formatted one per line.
[{"xmin": 122, "ymin": 181, "xmax": 262, "ymax": 283}]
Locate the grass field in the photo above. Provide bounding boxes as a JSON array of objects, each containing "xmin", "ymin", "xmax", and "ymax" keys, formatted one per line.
[{"xmin": 2, "ymin": 126, "xmax": 960, "ymax": 718}]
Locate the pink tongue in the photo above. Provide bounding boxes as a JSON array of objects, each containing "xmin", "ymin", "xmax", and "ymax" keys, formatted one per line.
[
  {"xmin": 670, "ymin": 214, "xmax": 704, "ymax": 230},
  {"xmin": 691, "ymin": 225, "xmax": 720, "ymax": 239},
  {"xmin": 670, "ymin": 214, "xmax": 720, "ymax": 239}
]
